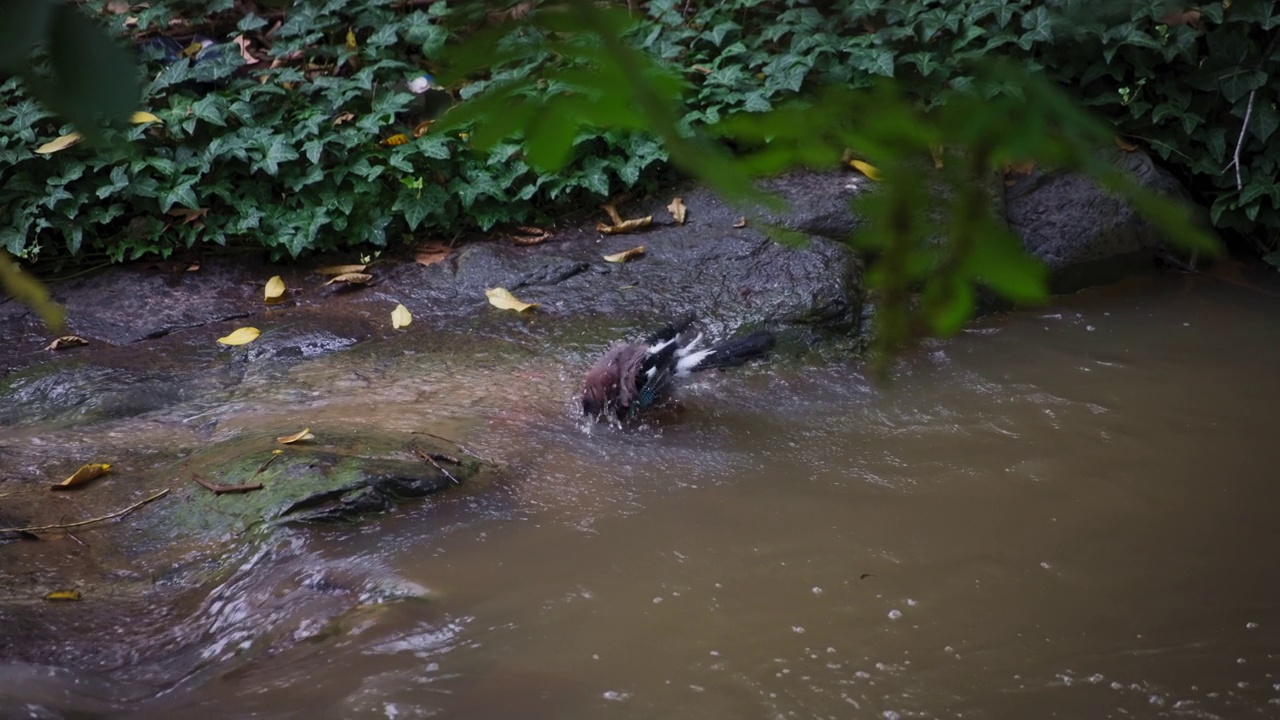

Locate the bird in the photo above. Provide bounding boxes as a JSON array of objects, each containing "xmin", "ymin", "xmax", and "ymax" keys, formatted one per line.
[{"xmin": 581, "ymin": 316, "xmax": 776, "ymax": 422}]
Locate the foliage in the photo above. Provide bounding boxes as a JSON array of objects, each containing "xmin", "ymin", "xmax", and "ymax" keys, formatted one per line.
[{"xmin": 3, "ymin": 0, "xmax": 1268, "ymax": 352}]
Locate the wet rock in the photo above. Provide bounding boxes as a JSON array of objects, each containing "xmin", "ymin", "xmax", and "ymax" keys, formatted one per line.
[{"xmin": 1007, "ymin": 149, "xmax": 1201, "ymax": 292}]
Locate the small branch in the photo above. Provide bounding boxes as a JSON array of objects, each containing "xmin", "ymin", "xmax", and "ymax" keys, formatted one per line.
[
  {"xmin": 0, "ymin": 489, "xmax": 170, "ymax": 534},
  {"xmin": 251, "ymin": 453, "xmax": 281, "ymax": 478},
  {"xmin": 192, "ymin": 473, "xmax": 263, "ymax": 495},
  {"xmin": 413, "ymin": 448, "xmax": 461, "ymax": 486},
  {"xmin": 411, "ymin": 431, "xmax": 495, "ymax": 466},
  {"xmin": 1226, "ymin": 89, "xmax": 1257, "ymax": 191}
]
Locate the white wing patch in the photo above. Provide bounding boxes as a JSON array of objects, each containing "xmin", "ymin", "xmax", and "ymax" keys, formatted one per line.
[{"xmin": 675, "ymin": 349, "xmax": 714, "ymax": 376}]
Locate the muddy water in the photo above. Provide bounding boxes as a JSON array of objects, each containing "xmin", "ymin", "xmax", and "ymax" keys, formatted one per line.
[{"xmin": 9, "ymin": 275, "xmax": 1280, "ymax": 718}]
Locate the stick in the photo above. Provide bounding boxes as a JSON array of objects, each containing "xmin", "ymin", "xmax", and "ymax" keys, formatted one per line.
[
  {"xmin": 411, "ymin": 431, "xmax": 495, "ymax": 465},
  {"xmin": 192, "ymin": 473, "xmax": 263, "ymax": 495},
  {"xmin": 251, "ymin": 453, "xmax": 281, "ymax": 477},
  {"xmin": 1227, "ymin": 88, "xmax": 1256, "ymax": 191},
  {"xmin": 0, "ymin": 489, "xmax": 170, "ymax": 534},
  {"xmin": 413, "ymin": 448, "xmax": 461, "ymax": 486}
]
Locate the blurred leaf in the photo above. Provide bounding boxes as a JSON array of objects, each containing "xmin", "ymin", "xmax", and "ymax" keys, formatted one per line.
[
  {"xmin": 50, "ymin": 463, "xmax": 111, "ymax": 490},
  {"xmin": 276, "ymin": 427, "xmax": 314, "ymax": 444},
  {"xmin": 485, "ymin": 287, "xmax": 538, "ymax": 312},
  {"xmin": 35, "ymin": 132, "xmax": 83, "ymax": 154},
  {"xmin": 264, "ymin": 275, "xmax": 286, "ymax": 301},
  {"xmin": 391, "ymin": 303, "xmax": 412, "ymax": 328},
  {"xmin": 602, "ymin": 245, "xmax": 645, "ymax": 262},
  {"xmin": 217, "ymin": 327, "xmax": 261, "ymax": 346}
]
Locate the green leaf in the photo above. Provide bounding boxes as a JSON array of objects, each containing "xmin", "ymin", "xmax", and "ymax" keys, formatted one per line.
[
  {"xmin": 0, "ymin": 0, "xmax": 53, "ymax": 71},
  {"xmin": 45, "ymin": 3, "xmax": 140, "ymax": 130}
]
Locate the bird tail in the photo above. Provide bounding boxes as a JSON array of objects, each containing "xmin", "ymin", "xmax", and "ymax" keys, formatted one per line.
[{"xmin": 676, "ymin": 330, "xmax": 776, "ymax": 374}]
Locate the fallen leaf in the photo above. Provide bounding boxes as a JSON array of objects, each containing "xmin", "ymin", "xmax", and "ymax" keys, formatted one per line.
[
  {"xmin": 381, "ymin": 133, "xmax": 409, "ymax": 147},
  {"xmin": 346, "ymin": 27, "xmax": 358, "ymax": 51},
  {"xmin": 600, "ymin": 198, "xmax": 625, "ymax": 226},
  {"xmin": 264, "ymin": 275, "xmax": 286, "ymax": 301},
  {"xmin": 485, "ymin": 287, "xmax": 538, "ymax": 312},
  {"xmin": 596, "ymin": 216, "xmax": 652, "ymax": 235},
  {"xmin": 324, "ymin": 272, "xmax": 373, "ymax": 286},
  {"xmin": 415, "ymin": 245, "xmax": 450, "ymax": 266},
  {"xmin": 217, "ymin": 327, "xmax": 261, "ymax": 346},
  {"xmin": 232, "ymin": 34, "xmax": 258, "ymax": 64},
  {"xmin": 50, "ymin": 463, "xmax": 111, "ymax": 491},
  {"xmin": 166, "ymin": 207, "xmax": 208, "ymax": 225},
  {"xmin": 332, "ymin": 112, "xmax": 356, "ymax": 126},
  {"xmin": 666, "ymin": 197, "xmax": 687, "ymax": 225},
  {"xmin": 314, "ymin": 263, "xmax": 367, "ymax": 276},
  {"xmin": 180, "ymin": 41, "xmax": 203, "ymax": 59},
  {"xmin": 510, "ymin": 226, "xmax": 551, "ymax": 246},
  {"xmin": 44, "ymin": 335, "xmax": 88, "ymax": 351},
  {"xmin": 691, "ymin": 64, "xmax": 713, "ymax": 74},
  {"xmin": 929, "ymin": 143, "xmax": 946, "ymax": 169},
  {"xmin": 391, "ymin": 303, "xmax": 412, "ymax": 329},
  {"xmin": 603, "ymin": 246, "xmax": 646, "ymax": 263},
  {"xmin": 35, "ymin": 133, "xmax": 83, "ymax": 154},
  {"xmin": 130, "ymin": 111, "xmax": 162, "ymax": 124},
  {"xmin": 45, "ymin": 589, "xmax": 82, "ymax": 602},
  {"xmin": 413, "ymin": 120, "xmax": 434, "ymax": 138},
  {"xmin": 733, "ymin": 217, "xmax": 747, "ymax": 228},
  {"xmin": 277, "ymin": 427, "xmax": 314, "ymax": 444},
  {"xmin": 1114, "ymin": 136, "xmax": 1139, "ymax": 152},
  {"xmin": 849, "ymin": 159, "xmax": 881, "ymax": 180}
]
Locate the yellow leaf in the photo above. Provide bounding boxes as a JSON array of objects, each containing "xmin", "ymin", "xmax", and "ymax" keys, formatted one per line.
[
  {"xmin": 413, "ymin": 120, "xmax": 434, "ymax": 138},
  {"xmin": 346, "ymin": 27, "xmax": 358, "ymax": 50},
  {"xmin": 391, "ymin": 303, "xmax": 412, "ymax": 329},
  {"xmin": 217, "ymin": 327, "xmax": 261, "ymax": 346},
  {"xmin": 849, "ymin": 159, "xmax": 881, "ymax": 181},
  {"xmin": 324, "ymin": 272, "xmax": 373, "ymax": 286},
  {"xmin": 130, "ymin": 111, "xmax": 162, "ymax": 124},
  {"xmin": 485, "ymin": 287, "xmax": 538, "ymax": 312},
  {"xmin": 314, "ymin": 263, "xmax": 367, "ymax": 276},
  {"xmin": 603, "ymin": 246, "xmax": 646, "ymax": 263},
  {"xmin": 35, "ymin": 133, "xmax": 83, "ymax": 154},
  {"xmin": 45, "ymin": 589, "xmax": 82, "ymax": 602},
  {"xmin": 44, "ymin": 335, "xmax": 88, "ymax": 351},
  {"xmin": 381, "ymin": 133, "xmax": 409, "ymax": 147},
  {"xmin": 264, "ymin": 275, "xmax": 286, "ymax": 301},
  {"xmin": 277, "ymin": 427, "xmax": 314, "ymax": 444},
  {"xmin": 181, "ymin": 41, "xmax": 203, "ymax": 58},
  {"xmin": 50, "ymin": 463, "xmax": 111, "ymax": 491},
  {"xmin": 600, "ymin": 199, "xmax": 625, "ymax": 226},
  {"xmin": 596, "ymin": 216, "xmax": 653, "ymax": 235},
  {"xmin": 666, "ymin": 197, "xmax": 687, "ymax": 225}
]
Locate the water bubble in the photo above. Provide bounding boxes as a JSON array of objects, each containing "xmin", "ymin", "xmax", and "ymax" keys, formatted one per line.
[
  {"xmin": 793, "ymin": 626, "xmax": 806, "ymax": 634},
  {"xmin": 652, "ymin": 596, "xmax": 663, "ymax": 604},
  {"xmin": 812, "ymin": 586, "xmax": 823, "ymax": 595},
  {"xmin": 883, "ymin": 711, "xmax": 901, "ymax": 720},
  {"xmin": 601, "ymin": 690, "xmax": 631, "ymax": 702},
  {"xmin": 887, "ymin": 609, "xmax": 902, "ymax": 620},
  {"xmin": 906, "ymin": 598, "xmax": 917, "ymax": 607},
  {"xmin": 1040, "ymin": 561, "xmax": 1052, "ymax": 569},
  {"xmin": 944, "ymin": 646, "xmax": 955, "ymax": 654},
  {"xmin": 1247, "ymin": 621, "xmax": 1260, "ymax": 629}
]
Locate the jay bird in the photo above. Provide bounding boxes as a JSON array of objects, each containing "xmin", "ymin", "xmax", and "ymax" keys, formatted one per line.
[{"xmin": 581, "ymin": 316, "xmax": 776, "ymax": 422}]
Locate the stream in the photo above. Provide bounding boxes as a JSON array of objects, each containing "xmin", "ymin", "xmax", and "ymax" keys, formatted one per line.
[{"xmin": 3, "ymin": 273, "xmax": 1280, "ymax": 719}]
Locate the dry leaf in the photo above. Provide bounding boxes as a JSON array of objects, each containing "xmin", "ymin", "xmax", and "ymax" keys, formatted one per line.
[
  {"xmin": 264, "ymin": 275, "xmax": 286, "ymax": 301},
  {"xmin": 324, "ymin": 272, "xmax": 373, "ymax": 286},
  {"xmin": 485, "ymin": 287, "xmax": 538, "ymax": 312},
  {"xmin": 600, "ymin": 198, "xmax": 625, "ymax": 226},
  {"xmin": 666, "ymin": 197, "xmax": 687, "ymax": 225},
  {"xmin": 415, "ymin": 245, "xmax": 450, "ymax": 266},
  {"xmin": 166, "ymin": 207, "xmax": 208, "ymax": 225},
  {"xmin": 35, "ymin": 133, "xmax": 83, "ymax": 154},
  {"xmin": 44, "ymin": 335, "xmax": 88, "ymax": 351},
  {"xmin": 929, "ymin": 144, "xmax": 946, "ymax": 170},
  {"xmin": 733, "ymin": 217, "xmax": 747, "ymax": 228},
  {"xmin": 314, "ymin": 263, "xmax": 367, "ymax": 276},
  {"xmin": 510, "ymin": 226, "xmax": 551, "ymax": 245},
  {"xmin": 691, "ymin": 64, "xmax": 713, "ymax": 74},
  {"xmin": 130, "ymin": 111, "xmax": 162, "ymax": 124},
  {"xmin": 381, "ymin": 133, "xmax": 409, "ymax": 147},
  {"xmin": 50, "ymin": 463, "xmax": 111, "ymax": 491},
  {"xmin": 332, "ymin": 112, "xmax": 356, "ymax": 126},
  {"xmin": 596, "ymin": 216, "xmax": 653, "ymax": 235},
  {"xmin": 277, "ymin": 427, "xmax": 314, "ymax": 444},
  {"xmin": 232, "ymin": 34, "xmax": 258, "ymax": 64},
  {"xmin": 391, "ymin": 303, "xmax": 412, "ymax": 329},
  {"xmin": 45, "ymin": 589, "xmax": 82, "ymax": 602},
  {"xmin": 848, "ymin": 159, "xmax": 882, "ymax": 180},
  {"xmin": 413, "ymin": 120, "xmax": 433, "ymax": 138},
  {"xmin": 1114, "ymin": 136, "xmax": 1139, "ymax": 152},
  {"xmin": 603, "ymin": 246, "xmax": 646, "ymax": 263},
  {"xmin": 217, "ymin": 327, "xmax": 261, "ymax": 346}
]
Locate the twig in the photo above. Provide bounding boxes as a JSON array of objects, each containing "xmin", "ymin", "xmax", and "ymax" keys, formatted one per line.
[
  {"xmin": 251, "ymin": 453, "xmax": 281, "ymax": 478},
  {"xmin": 411, "ymin": 431, "xmax": 495, "ymax": 466},
  {"xmin": 192, "ymin": 473, "xmax": 263, "ymax": 495},
  {"xmin": 0, "ymin": 489, "xmax": 170, "ymax": 534},
  {"xmin": 413, "ymin": 448, "xmax": 461, "ymax": 486},
  {"xmin": 1226, "ymin": 89, "xmax": 1256, "ymax": 191}
]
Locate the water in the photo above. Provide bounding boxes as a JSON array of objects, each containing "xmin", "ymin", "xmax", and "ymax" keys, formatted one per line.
[{"xmin": 5, "ymin": 275, "xmax": 1280, "ymax": 718}]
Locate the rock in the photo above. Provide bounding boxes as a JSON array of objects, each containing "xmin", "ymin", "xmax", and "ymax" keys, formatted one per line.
[{"xmin": 1006, "ymin": 150, "xmax": 1202, "ymax": 292}]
